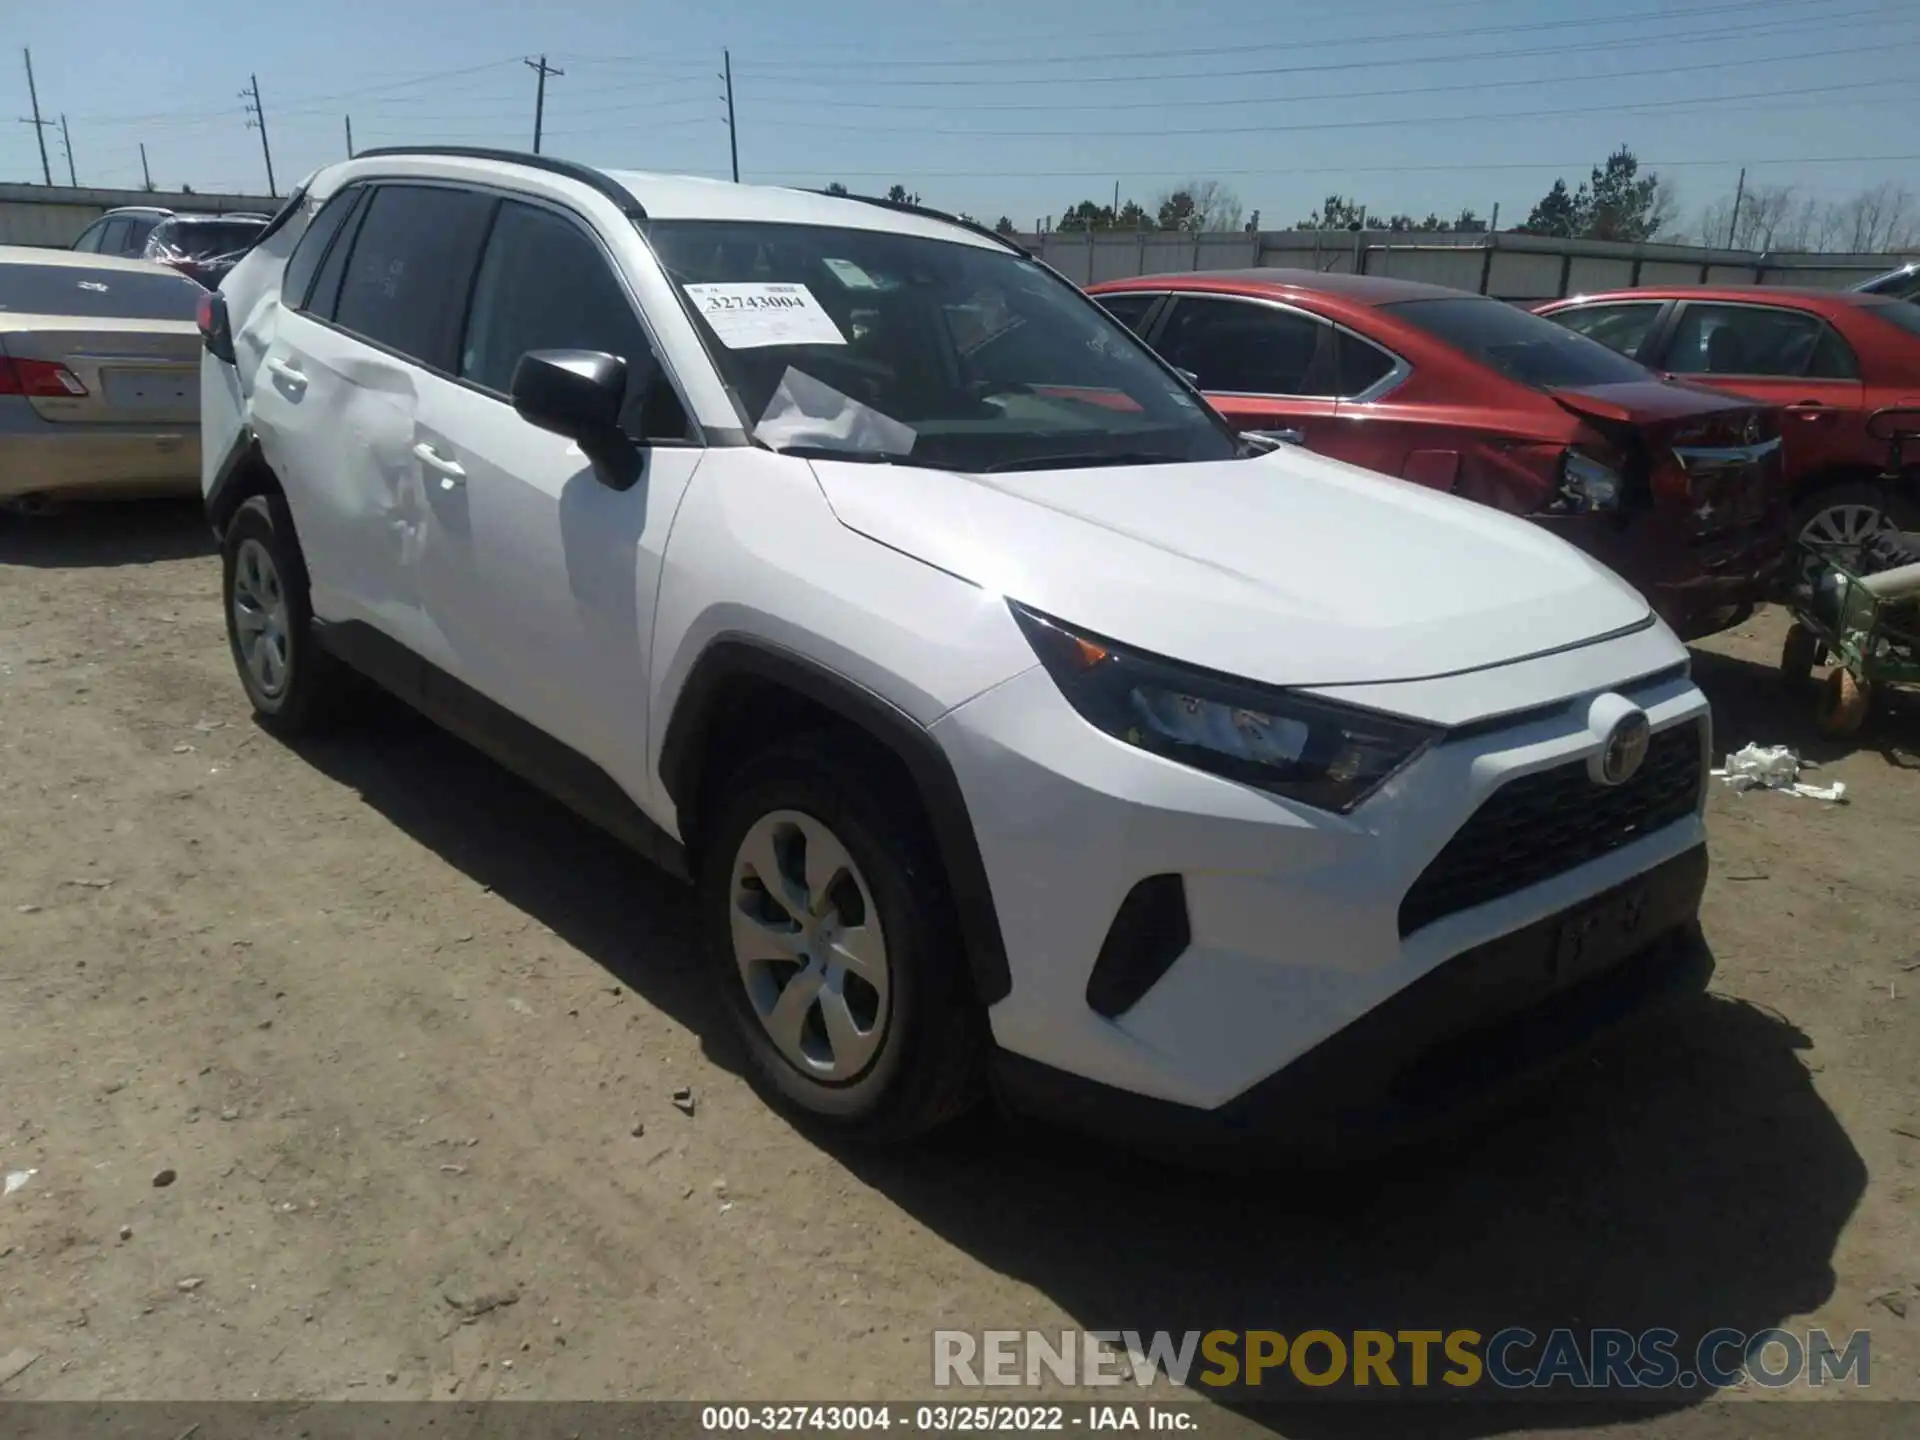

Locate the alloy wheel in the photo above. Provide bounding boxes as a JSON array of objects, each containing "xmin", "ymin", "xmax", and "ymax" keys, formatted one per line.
[{"xmin": 729, "ymin": 809, "xmax": 891, "ymax": 1082}]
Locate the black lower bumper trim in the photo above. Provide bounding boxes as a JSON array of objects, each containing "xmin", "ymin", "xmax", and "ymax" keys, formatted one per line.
[{"xmin": 993, "ymin": 843, "xmax": 1711, "ymax": 1159}]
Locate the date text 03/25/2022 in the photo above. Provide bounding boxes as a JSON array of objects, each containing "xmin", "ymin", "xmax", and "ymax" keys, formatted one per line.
[{"xmin": 701, "ymin": 1406, "xmax": 1195, "ymax": 1433}]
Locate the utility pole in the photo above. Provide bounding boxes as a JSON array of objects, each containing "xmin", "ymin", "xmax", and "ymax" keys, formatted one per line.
[
  {"xmin": 139, "ymin": 143, "xmax": 153, "ymax": 191},
  {"xmin": 721, "ymin": 49, "xmax": 739, "ymax": 182},
  {"xmin": 241, "ymin": 73, "xmax": 276, "ymax": 196},
  {"xmin": 18, "ymin": 48, "xmax": 53, "ymax": 186},
  {"xmin": 58, "ymin": 114, "xmax": 76, "ymax": 186},
  {"xmin": 525, "ymin": 55, "xmax": 562, "ymax": 154},
  {"xmin": 1111, "ymin": 180, "xmax": 1119, "ymax": 222},
  {"xmin": 345, "ymin": 115, "xmax": 355, "ymax": 159},
  {"xmin": 1724, "ymin": 166, "xmax": 1747, "ymax": 249}
]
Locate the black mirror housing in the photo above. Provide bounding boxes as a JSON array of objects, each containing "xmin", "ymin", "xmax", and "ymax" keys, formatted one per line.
[{"xmin": 510, "ymin": 349, "xmax": 641, "ymax": 489}]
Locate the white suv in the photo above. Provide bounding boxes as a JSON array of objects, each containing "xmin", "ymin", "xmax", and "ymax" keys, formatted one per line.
[{"xmin": 199, "ymin": 148, "xmax": 1714, "ymax": 1153}]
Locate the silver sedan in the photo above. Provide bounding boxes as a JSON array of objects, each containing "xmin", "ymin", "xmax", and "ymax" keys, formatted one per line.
[{"xmin": 1, "ymin": 246, "xmax": 204, "ymax": 511}]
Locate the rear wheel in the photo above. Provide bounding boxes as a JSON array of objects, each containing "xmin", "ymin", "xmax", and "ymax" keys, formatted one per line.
[
  {"xmin": 1794, "ymin": 481, "xmax": 1912, "ymax": 571},
  {"xmin": 221, "ymin": 494, "xmax": 348, "ymax": 735},
  {"xmin": 699, "ymin": 733, "xmax": 984, "ymax": 1142},
  {"xmin": 1780, "ymin": 623, "xmax": 1821, "ymax": 690}
]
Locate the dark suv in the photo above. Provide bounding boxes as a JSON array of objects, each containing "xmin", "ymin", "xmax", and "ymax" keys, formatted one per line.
[{"xmin": 73, "ymin": 209, "xmax": 270, "ymax": 290}]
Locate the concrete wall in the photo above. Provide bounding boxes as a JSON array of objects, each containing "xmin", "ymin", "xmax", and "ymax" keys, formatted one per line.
[
  {"xmin": 0, "ymin": 184, "xmax": 281, "ymax": 248},
  {"xmin": 1025, "ymin": 226, "xmax": 1914, "ymax": 300}
]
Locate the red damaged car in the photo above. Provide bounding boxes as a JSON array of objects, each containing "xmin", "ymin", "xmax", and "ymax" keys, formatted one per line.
[{"xmin": 1088, "ymin": 271, "xmax": 1790, "ymax": 640}]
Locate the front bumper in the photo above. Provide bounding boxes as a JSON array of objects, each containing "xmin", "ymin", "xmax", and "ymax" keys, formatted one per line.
[
  {"xmin": 1534, "ymin": 503, "xmax": 1790, "ymax": 641},
  {"xmin": 932, "ymin": 631, "xmax": 1710, "ymax": 1118},
  {"xmin": 994, "ymin": 845, "xmax": 1710, "ymax": 1157}
]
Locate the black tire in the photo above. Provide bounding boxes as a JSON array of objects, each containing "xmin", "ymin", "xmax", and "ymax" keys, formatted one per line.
[
  {"xmin": 220, "ymin": 493, "xmax": 348, "ymax": 736},
  {"xmin": 698, "ymin": 731, "xmax": 985, "ymax": 1142},
  {"xmin": 1780, "ymin": 623, "xmax": 1821, "ymax": 690}
]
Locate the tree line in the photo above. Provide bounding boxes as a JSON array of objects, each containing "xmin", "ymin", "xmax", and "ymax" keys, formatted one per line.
[{"xmin": 817, "ymin": 152, "xmax": 1919, "ymax": 253}]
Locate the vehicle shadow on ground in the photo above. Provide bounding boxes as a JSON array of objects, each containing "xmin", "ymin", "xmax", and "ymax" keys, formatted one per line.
[
  {"xmin": 0, "ymin": 497, "xmax": 214, "ymax": 567},
  {"xmin": 280, "ymin": 709, "xmax": 1864, "ymax": 1439},
  {"xmin": 1689, "ymin": 645, "xmax": 1920, "ymax": 771},
  {"xmin": 847, "ymin": 986, "xmax": 1864, "ymax": 1438},
  {"xmin": 282, "ymin": 701, "xmax": 728, "ymax": 1048}
]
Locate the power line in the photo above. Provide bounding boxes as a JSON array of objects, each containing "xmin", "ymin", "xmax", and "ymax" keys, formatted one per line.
[
  {"xmin": 730, "ymin": 76, "xmax": 1908, "ymax": 139},
  {"xmin": 737, "ymin": 35, "xmax": 1911, "ymax": 117},
  {"xmin": 734, "ymin": 0, "xmax": 1834, "ymax": 74},
  {"xmin": 722, "ymin": 7, "xmax": 1884, "ymax": 91}
]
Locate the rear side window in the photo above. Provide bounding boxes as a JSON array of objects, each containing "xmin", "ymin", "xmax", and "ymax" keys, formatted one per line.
[
  {"xmin": 1154, "ymin": 295, "xmax": 1332, "ymax": 395},
  {"xmin": 1094, "ymin": 292, "xmax": 1157, "ymax": 334},
  {"xmin": 72, "ymin": 222, "xmax": 106, "ymax": 253},
  {"xmin": 282, "ymin": 188, "xmax": 363, "ymax": 312},
  {"xmin": 305, "ymin": 189, "xmax": 371, "ymax": 320},
  {"xmin": 1334, "ymin": 329, "xmax": 1399, "ymax": 397},
  {"xmin": 1384, "ymin": 295, "xmax": 1650, "ymax": 389},
  {"xmin": 1666, "ymin": 304, "xmax": 1858, "ymax": 380},
  {"xmin": 0, "ymin": 263, "xmax": 201, "ymax": 320},
  {"xmin": 332, "ymin": 184, "xmax": 497, "ymax": 370},
  {"xmin": 98, "ymin": 218, "xmax": 133, "ymax": 255},
  {"xmin": 1547, "ymin": 301, "xmax": 1663, "ymax": 361}
]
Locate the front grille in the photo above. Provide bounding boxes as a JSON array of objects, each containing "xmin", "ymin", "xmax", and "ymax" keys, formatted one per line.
[
  {"xmin": 1398, "ymin": 719, "xmax": 1705, "ymax": 938},
  {"xmin": 1674, "ymin": 440, "xmax": 1783, "ymax": 537}
]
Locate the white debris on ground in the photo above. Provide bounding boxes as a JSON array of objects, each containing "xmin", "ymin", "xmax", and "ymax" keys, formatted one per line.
[{"xmin": 1713, "ymin": 744, "xmax": 1848, "ymax": 802}]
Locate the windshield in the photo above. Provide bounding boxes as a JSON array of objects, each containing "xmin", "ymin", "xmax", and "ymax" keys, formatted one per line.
[
  {"xmin": 642, "ymin": 219, "xmax": 1240, "ymax": 471},
  {"xmin": 151, "ymin": 219, "xmax": 266, "ymax": 261},
  {"xmin": 1386, "ymin": 295, "xmax": 1653, "ymax": 390}
]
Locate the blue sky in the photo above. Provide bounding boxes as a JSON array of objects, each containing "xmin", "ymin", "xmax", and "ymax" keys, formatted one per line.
[{"xmin": 5, "ymin": 0, "xmax": 1916, "ymax": 238}]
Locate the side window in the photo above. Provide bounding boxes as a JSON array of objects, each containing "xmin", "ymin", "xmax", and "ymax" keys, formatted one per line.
[
  {"xmin": 1153, "ymin": 296, "xmax": 1332, "ymax": 396},
  {"xmin": 72, "ymin": 221, "xmax": 105, "ymax": 253},
  {"xmin": 1334, "ymin": 329, "xmax": 1399, "ymax": 398},
  {"xmin": 1666, "ymin": 304, "xmax": 1844, "ymax": 379},
  {"xmin": 1094, "ymin": 292, "xmax": 1157, "ymax": 335},
  {"xmin": 282, "ymin": 187, "xmax": 363, "ymax": 313},
  {"xmin": 306, "ymin": 189, "xmax": 371, "ymax": 321},
  {"xmin": 125, "ymin": 218, "xmax": 161, "ymax": 255},
  {"xmin": 459, "ymin": 200, "xmax": 688, "ymax": 440},
  {"xmin": 1809, "ymin": 325, "xmax": 1860, "ymax": 380},
  {"xmin": 98, "ymin": 218, "xmax": 133, "ymax": 255},
  {"xmin": 1549, "ymin": 302, "xmax": 1663, "ymax": 361},
  {"xmin": 332, "ymin": 185, "xmax": 497, "ymax": 371}
]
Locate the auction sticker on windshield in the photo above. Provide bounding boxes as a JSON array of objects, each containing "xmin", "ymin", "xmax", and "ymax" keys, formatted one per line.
[{"xmin": 683, "ymin": 282, "xmax": 847, "ymax": 349}]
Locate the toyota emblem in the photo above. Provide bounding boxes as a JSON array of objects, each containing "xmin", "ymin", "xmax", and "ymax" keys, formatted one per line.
[{"xmin": 1600, "ymin": 710, "xmax": 1652, "ymax": 786}]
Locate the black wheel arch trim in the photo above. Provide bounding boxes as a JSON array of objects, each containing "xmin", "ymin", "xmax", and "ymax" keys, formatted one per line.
[
  {"xmin": 658, "ymin": 636, "xmax": 1013, "ymax": 1007},
  {"xmin": 204, "ymin": 425, "xmax": 267, "ymax": 536}
]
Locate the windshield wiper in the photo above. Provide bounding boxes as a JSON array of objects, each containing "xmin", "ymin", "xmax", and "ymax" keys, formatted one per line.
[
  {"xmin": 980, "ymin": 451, "xmax": 1190, "ymax": 474},
  {"xmin": 769, "ymin": 443, "xmax": 944, "ymax": 469}
]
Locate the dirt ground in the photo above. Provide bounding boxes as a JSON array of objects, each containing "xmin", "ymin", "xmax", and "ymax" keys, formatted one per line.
[{"xmin": 1, "ymin": 499, "xmax": 1916, "ymax": 1435}]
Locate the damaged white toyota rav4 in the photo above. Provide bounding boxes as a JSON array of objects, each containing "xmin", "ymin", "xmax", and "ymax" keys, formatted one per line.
[{"xmin": 199, "ymin": 148, "xmax": 1713, "ymax": 1153}]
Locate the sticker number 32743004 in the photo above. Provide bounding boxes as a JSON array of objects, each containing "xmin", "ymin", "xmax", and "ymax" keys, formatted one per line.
[{"xmin": 681, "ymin": 282, "xmax": 847, "ymax": 350}]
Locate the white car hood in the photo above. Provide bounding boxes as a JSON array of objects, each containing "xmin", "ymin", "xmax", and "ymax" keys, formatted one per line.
[{"xmin": 810, "ymin": 447, "xmax": 1652, "ymax": 689}]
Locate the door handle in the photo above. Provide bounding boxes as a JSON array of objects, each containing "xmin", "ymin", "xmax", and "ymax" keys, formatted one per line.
[
  {"xmin": 265, "ymin": 357, "xmax": 305, "ymax": 390},
  {"xmin": 1789, "ymin": 400, "xmax": 1828, "ymax": 413},
  {"xmin": 412, "ymin": 441, "xmax": 466, "ymax": 488}
]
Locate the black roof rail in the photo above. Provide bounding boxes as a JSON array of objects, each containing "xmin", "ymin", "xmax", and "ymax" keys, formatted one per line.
[
  {"xmin": 348, "ymin": 146, "xmax": 646, "ymax": 219},
  {"xmin": 806, "ymin": 189, "xmax": 1028, "ymax": 256}
]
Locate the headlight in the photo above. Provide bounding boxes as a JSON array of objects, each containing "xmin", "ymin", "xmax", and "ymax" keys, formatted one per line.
[
  {"xmin": 1010, "ymin": 603, "xmax": 1438, "ymax": 813},
  {"xmin": 1554, "ymin": 449, "xmax": 1623, "ymax": 513}
]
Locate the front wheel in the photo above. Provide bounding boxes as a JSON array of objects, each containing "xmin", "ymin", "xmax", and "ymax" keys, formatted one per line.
[
  {"xmin": 699, "ymin": 733, "xmax": 984, "ymax": 1142},
  {"xmin": 1814, "ymin": 666, "xmax": 1871, "ymax": 739}
]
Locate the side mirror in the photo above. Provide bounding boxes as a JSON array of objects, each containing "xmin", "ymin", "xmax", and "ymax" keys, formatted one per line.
[{"xmin": 510, "ymin": 349, "xmax": 641, "ymax": 489}]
